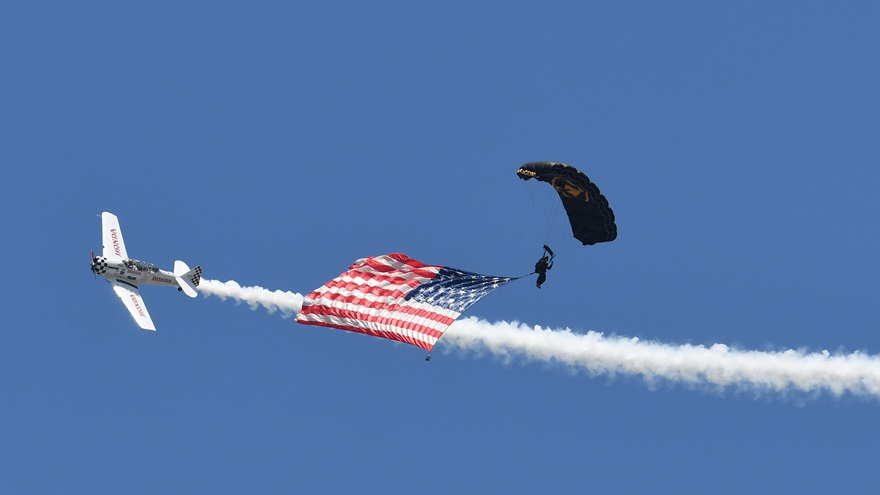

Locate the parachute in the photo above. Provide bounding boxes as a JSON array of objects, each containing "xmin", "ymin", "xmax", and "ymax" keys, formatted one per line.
[{"xmin": 517, "ymin": 161, "xmax": 617, "ymax": 246}]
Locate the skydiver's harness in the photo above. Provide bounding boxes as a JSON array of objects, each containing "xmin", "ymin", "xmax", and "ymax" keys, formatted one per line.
[{"xmin": 532, "ymin": 245, "xmax": 555, "ymax": 275}]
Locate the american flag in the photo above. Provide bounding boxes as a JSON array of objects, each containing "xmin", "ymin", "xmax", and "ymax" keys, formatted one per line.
[{"xmin": 295, "ymin": 253, "xmax": 518, "ymax": 352}]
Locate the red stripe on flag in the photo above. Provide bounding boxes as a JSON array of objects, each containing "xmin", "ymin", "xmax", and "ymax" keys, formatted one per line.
[
  {"xmin": 300, "ymin": 296, "xmax": 457, "ymax": 326},
  {"xmin": 350, "ymin": 265, "xmax": 439, "ymax": 280},
  {"xmin": 359, "ymin": 253, "xmax": 433, "ymax": 273},
  {"xmin": 317, "ymin": 271, "xmax": 431, "ymax": 294},
  {"xmin": 311, "ymin": 281, "xmax": 414, "ymax": 300},
  {"xmin": 298, "ymin": 305, "xmax": 448, "ymax": 339},
  {"xmin": 298, "ymin": 319, "xmax": 436, "ymax": 351}
]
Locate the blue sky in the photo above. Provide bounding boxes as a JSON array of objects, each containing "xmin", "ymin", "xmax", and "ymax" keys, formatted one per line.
[{"xmin": 3, "ymin": 1, "xmax": 880, "ymax": 493}]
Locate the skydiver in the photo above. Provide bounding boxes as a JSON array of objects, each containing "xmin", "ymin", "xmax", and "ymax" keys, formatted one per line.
[{"xmin": 534, "ymin": 246, "xmax": 554, "ymax": 288}]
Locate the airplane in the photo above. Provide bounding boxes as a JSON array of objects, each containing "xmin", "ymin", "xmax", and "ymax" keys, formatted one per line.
[{"xmin": 90, "ymin": 212, "xmax": 202, "ymax": 330}]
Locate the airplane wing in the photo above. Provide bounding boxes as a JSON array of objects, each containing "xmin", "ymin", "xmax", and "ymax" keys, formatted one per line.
[
  {"xmin": 111, "ymin": 281, "xmax": 156, "ymax": 331},
  {"xmin": 102, "ymin": 212, "xmax": 128, "ymax": 260}
]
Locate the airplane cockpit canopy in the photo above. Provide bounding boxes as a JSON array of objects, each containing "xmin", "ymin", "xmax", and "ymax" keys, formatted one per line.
[{"xmin": 124, "ymin": 259, "xmax": 160, "ymax": 273}]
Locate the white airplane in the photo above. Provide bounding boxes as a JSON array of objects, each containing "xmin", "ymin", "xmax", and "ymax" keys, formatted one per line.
[{"xmin": 90, "ymin": 212, "xmax": 202, "ymax": 330}]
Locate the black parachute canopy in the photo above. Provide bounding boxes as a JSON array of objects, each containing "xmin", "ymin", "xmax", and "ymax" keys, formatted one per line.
[{"xmin": 517, "ymin": 161, "xmax": 617, "ymax": 245}]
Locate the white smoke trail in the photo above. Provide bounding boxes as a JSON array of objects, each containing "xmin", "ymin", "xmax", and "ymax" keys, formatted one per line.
[
  {"xmin": 196, "ymin": 279, "xmax": 880, "ymax": 397},
  {"xmin": 444, "ymin": 317, "xmax": 880, "ymax": 397},
  {"xmin": 198, "ymin": 278, "xmax": 303, "ymax": 318}
]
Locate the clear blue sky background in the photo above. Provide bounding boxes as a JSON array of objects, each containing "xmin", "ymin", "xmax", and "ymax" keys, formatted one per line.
[{"xmin": 3, "ymin": 1, "xmax": 880, "ymax": 493}]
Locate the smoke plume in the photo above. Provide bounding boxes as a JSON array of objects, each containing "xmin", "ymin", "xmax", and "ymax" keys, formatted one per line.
[
  {"xmin": 443, "ymin": 317, "xmax": 880, "ymax": 397},
  {"xmin": 198, "ymin": 279, "xmax": 880, "ymax": 397},
  {"xmin": 198, "ymin": 278, "xmax": 303, "ymax": 318}
]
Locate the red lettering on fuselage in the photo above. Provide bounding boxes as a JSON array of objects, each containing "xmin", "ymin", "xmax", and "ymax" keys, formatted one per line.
[{"xmin": 152, "ymin": 276, "xmax": 174, "ymax": 284}]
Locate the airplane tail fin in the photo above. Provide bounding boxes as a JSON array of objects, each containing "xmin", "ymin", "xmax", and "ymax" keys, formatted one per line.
[{"xmin": 173, "ymin": 260, "xmax": 202, "ymax": 298}]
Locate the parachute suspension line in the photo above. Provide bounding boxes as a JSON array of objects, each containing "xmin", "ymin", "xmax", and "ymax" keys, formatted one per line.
[
  {"xmin": 538, "ymin": 188, "xmax": 571, "ymax": 256},
  {"xmin": 522, "ymin": 180, "xmax": 547, "ymax": 243},
  {"xmin": 547, "ymin": 198, "xmax": 567, "ymax": 247},
  {"xmin": 523, "ymin": 180, "xmax": 566, "ymax": 248},
  {"xmin": 546, "ymin": 189, "xmax": 566, "ymax": 245}
]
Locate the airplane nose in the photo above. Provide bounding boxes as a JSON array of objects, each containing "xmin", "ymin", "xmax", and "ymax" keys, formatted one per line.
[{"xmin": 91, "ymin": 256, "xmax": 108, "ymax": 274}]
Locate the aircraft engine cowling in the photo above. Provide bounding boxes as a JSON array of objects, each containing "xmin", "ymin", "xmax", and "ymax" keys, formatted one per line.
[{"xmin": 91, "ymin": 256, "xmax": 109, "ymax": 275}]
